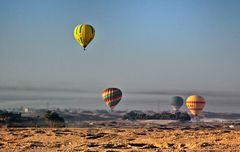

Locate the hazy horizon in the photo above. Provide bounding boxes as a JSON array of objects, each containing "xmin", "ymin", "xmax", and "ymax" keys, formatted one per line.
[
  {"xmin": 0, "ymin": 84, "xmax": 240, "ymax": 113},
  {"xmin": 1, "ymin": 0, "xmax": 240, "ymax": 111}
]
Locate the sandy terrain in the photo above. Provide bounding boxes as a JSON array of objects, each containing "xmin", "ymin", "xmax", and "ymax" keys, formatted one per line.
[{"xmin": 0, "ymin": 122, "xmax": 240, "ymax": 152}]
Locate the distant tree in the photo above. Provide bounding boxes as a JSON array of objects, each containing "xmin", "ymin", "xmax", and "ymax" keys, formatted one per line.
[
  {"xmin": 123, "ymin": 111, "xmax": 147, "ymax": 120},
  {"xmin": 0, "ymin": 111, "xmax": 22, "ymax": 127},
  {"xmin": 45, "ymin": 110, "xmax": 65, "ymax": 128},
  {"xmin": 0, "ymin": 110, "xmax": 9, "ymax": 127},
  {"xmin": 32, "ymin": 115, "xmax": 40, "ymax": 128},
  {"xmin": 0, "ymin": 110, "xmax": 9, "ymax": 120},
  {"xmin": 123, "ymin": 111, "xmax": 191, "ymax": 122},
  {"xmin": 45, "ymin": 110, "xmax": 52, "ymax": 127},
  {"xmin": 178, "ymin": 112, "xmax": 191, "ymax": 122}
]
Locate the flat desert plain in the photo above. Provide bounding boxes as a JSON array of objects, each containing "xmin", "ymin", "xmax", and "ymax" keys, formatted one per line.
[{"xmin": 0, "ymin": 122, "xmax": 240, "ymax": 152}]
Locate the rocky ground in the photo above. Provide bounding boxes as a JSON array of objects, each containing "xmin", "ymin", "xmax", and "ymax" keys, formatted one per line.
[{"xmin": 0, "ymin": 121, "xmax": 240, "ymax": 152}]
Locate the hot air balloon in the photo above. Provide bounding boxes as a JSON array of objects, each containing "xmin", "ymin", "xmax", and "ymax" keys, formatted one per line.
[
  {"xmin": 74, "ymin": 24, "xmax": 95, "ymax": 50},
  {"xmin": 102, "ymin": 88, "xmax": 122, "ymax": 111},
  {"xmin": 186, "ymin": 95, "xmax": 206, "ymax": 117},
  {"xmin": 171, "ymin": 96, "xmax": 184, "ymax": 112}
]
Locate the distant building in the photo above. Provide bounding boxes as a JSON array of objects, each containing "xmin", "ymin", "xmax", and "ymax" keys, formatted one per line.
[{"xmin": 24, "ymin": 107, "xmax": 29, "ymax": 113}]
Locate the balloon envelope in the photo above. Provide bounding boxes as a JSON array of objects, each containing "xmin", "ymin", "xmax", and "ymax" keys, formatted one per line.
[
  {"xmin": 74, "ymin": 24, "xmax": 95, "ymax": 49},
  {"xmin": 171, "ymin": 96, "xmax": 184, "ymax": 111},
  {"xmin": 186, "ymin": 95, "xmax": 206, "ymax": 117},
  {"xmin": 102, "ymin": 88, "xmax": 122, "ymax": 110}
]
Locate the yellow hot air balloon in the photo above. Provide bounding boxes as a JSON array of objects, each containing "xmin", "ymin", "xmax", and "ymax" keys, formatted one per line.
[
  {"xmin": 74, "ymin": 24, "xmax": 95, "ymax": 50},
  {"xmin": 186, "ymin": 95, "xmax": 206, "ymax": 117}
]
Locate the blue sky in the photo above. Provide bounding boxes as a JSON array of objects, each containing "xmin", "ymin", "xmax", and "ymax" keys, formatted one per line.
[{"xmin": 1, "ymin": 0, "xmax": 240, "ymax": 92}]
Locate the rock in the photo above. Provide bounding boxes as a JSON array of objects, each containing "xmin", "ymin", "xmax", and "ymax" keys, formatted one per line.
[
  {"xmin": 51, "ymin": 142, "xmax": 62, "ymax": 148},
  {"xmin": 127, "ymin": 138, "xmax": 135, "ymax": 141},
  {"xmin": 87, "ymin": 143, "xmax": 99, "ymax": 147},
  {"xmin": 114, "ymin": 144, "xmax": 127, "ymax": 149},
  {"xmin": 200, "ymin": 142, "xmax": 212, "ymax": 147},
  {"xmin": 102, "ymin": 143, "xmax": 114, "ymax": 148},
  {"xmin": 222, "ymin": 130, "xmax": 231, "ymax": 133},
  {"xmin": 167, "ymin": 143, "xmax": 175, "ymax": 147},
  {"xmin": 142, "ymin": 144, "xmax": 159, "ymax": 149},
  {"xmin": 23, "ymin": 134, "xmax": 31, "ymax": 138},
  {"xmin": 53, "ymin": 129, "xmax": 71, "ymax": 136},
  {"xmin": 29, "ymin": 141, "xmax": 44, "ymax": 148},
  {"xmin": 7, "ymin": 129, "xmax": 16, "ymax": 132},
  {"xmin": 0, "ymin": 142, "xmax": 4, "ymax": 147},
  {"xmin": 62, "ymin": 129, "xmax": 72, "ymax": 132},
  {"xmin": 35, "ymin": 130, "xmax": 46, "ymax": 134},
  {"xmin": 86, "ymin": 133, "xmax": 106, "ymax": 139},
  {"xmin": 128, "ymin": 143, "xmax": 147, "ymax": 147},
  {"xmin": 181, "ymin": 126, "xmax": 191, "ymax": 130},
  {"xmin": 146, "ymin": 128, "xmax": 154, "ymax": 132},
  {"xmin": 215, "ymin": 138, "xmax": 221, "ymax": 142},
  {"xmin": 46, "ymin": 133, "xmax": 52, "ymax": 136},
  {"xmin": 115, "ymin": 129, "xmax": 125, "ymax": 132},
  {"xmin": 102, "ymin": 143, "xmax": 127, "ymax": 149},
  {"xmin": 7, "ymin": 141, "xmax": 16, "ymax": 144},
  {"xmin": 9, "ymin": 132, "xmax": 18, "ymax": 136},
  {"xmin": 135, "ymin": 132, "xmax": 146, "ymax": 135},
  {"xmin": 84, "ymin": 149, "xmax": 98, "ymax": 152},
  {"xmin": 106, "ymin": 150, "xmax": 120, "ymax": 152}
]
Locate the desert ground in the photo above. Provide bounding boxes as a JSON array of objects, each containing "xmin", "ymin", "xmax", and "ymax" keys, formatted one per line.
[{"xmin": 0, "ymin": 121, "xmax": 240, "ymax": 152}]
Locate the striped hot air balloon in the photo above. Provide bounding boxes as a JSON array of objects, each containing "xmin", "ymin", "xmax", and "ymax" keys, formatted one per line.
[
  {"xmin": 186, "ymin": 95, "xmax": 206, "ymax": 117},
  {"xmin": 171, "ymin": 96, "xmax": 184, "ymax": 112},
  {"xmin": 74, "ymin": 24, "xmax": 95, "ymax": 50},
  {"xmin": 102, "ymin": 88, "xmax": 122, "ymax": 110}
]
